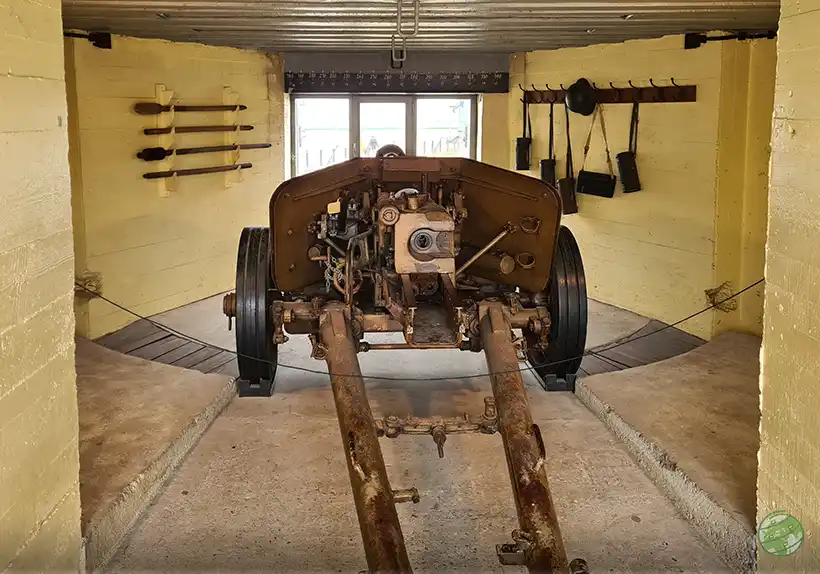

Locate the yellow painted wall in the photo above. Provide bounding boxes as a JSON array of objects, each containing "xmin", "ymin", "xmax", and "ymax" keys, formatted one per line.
[
  {"xmin": 504, "ymin": 34, "xmax": 774, "ymax": 339},
  {"xmin": 713, "ymin": 40, "xmax": 776, "ymax": 337},
  {"xmin": 0, "ymin": 0, "xmax": 83, "ymax": 570},
  {"xmin": 479, "ymin": 93, "xmax": 509, "ymax": 168},
  {"xmin": 758, "ymin": 1, "xmax": 820, "ymax": 569},
  {"xmin": 66, "ymin": 35, "xmax": 285, "ymax": 338}
]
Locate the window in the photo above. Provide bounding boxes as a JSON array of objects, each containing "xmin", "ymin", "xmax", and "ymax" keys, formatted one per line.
[
  {"xmin": 416, "ymin": 98, "xmax": 473, "ymax": 158},
  {"xmin": 291, "ymin": 94, "xmax": 477, "ymax": 176},
  {"xmin": 359, "ymin": 100, "xmax": 408, "ymax": 158},
  {"xmin": 293, "ymin": 97, "xmax": 350, "ymax": 176}
]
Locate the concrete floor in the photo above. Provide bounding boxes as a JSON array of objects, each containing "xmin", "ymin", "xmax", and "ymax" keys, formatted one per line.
[
  {"xmin": 576, "ymin": 332, "xmax": 761, "ymax": 573},
  {"xmin": 76, "ymin": 339, "xmax": 236, "ymax": 571},
  {"xmin": 107, "ymin": 333, "xmax": 728, "ymax": 572}
]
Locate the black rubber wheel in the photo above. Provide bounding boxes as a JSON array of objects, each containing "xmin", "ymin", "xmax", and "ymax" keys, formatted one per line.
[
  {"xmin": 375, "ymin": 144, "xmax": 406, "ymax": 158},
  {"xmin": 526, "ymin": 225, "xmax": 588, "ymax": 382},
  {"xmin": 235, "ymin": 227, "xmax": 279, "ymax": 397}
]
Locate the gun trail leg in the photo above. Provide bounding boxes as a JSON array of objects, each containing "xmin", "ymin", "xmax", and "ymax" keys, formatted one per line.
[
  {"xmin": 480, "ymin": 302, "xmax": 569, "ymax": 573},
  {"xmin": 319, "ymin": 304, "xmax": 413, "ymax": 574}
]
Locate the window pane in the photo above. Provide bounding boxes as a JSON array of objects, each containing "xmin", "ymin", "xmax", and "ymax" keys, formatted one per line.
[
  {"xmin": 294, "ymin": 98, "xmax": 349, "ymax": 176},
  {"xmin": 360, "ymin": 102, "xmax": 406, "ymax": 157},
  {"xmin": 416, "ymin": 98, "xmax": 472, "ymax": 158}
]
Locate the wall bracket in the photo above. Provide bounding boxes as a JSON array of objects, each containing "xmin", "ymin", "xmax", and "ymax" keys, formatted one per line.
[{"xmin": 522, "ymin": 80, "xmax": 696, "ymax": 105}]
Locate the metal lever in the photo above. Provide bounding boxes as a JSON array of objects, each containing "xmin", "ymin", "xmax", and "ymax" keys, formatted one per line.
[
  {"xmin": 431, "ymin": 425, "xmax": 446, "ymax": 458},
  {"xmin": 456, "ymin": 224, "xmax": 514, "ymax": 277}
]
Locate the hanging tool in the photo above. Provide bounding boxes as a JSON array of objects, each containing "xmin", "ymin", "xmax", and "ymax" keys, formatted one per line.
[
  {"xmin": 557, "ymin": 103, "xmax": 578, "ymax": 214},
  {"xmin": 134, "ymin": 102, "xmax": 248, "ymax": 115},
  {"xmin": 515, "ymin": 93, "xmax": 532, "ymax": 171},
  {"xmin": 137, "ymin": 142, "xmax": 271, "ymax": 162},
  {"xmin": 540, "ymin": 94, "xmax": 557, "ymax": 186},
  {"xmin": 143, "ymin": 162, "xmax": 252, "ymax": 180},
  {"xmin": 143, "ymin": 125, "xmax": 254, "ymax": 136},
  {"xmin": 616, "ymin": 102, "xmax": 642, "ymax": 193}
]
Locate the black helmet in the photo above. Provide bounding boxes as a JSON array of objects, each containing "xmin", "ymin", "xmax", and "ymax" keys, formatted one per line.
[{"xmin": 566, "ymin": 78, "xmax": 597, "ymax": 116}]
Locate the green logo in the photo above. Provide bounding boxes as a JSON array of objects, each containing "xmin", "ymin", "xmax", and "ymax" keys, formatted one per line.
[{"xmin": 758, "ymin": 511, "xmax": 804, "ymax": 556}]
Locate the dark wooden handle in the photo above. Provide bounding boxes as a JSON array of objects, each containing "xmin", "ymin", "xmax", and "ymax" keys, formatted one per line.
[
  {"xmin": 134, "ymin": 102, "xmax": 248, "ymax": 115},
  {"xmin": 174, "ymin": 104, "xmax": 248, "ymax": 112},
  {"xmin": 143, "ymin": 125, "xmax": 255, "ymax": 135},
  {"xmin": 175, "ymin": 142, "xmax": 272, "ymax": 155},
  {"xmin": 143, "ymin": 162, "xmax": 253, "ymax": 180}
]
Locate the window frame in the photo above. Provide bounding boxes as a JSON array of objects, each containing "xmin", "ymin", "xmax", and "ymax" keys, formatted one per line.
[{"xmin": 289, "ymin": 93, "xmax": 478, "ymax": 177}]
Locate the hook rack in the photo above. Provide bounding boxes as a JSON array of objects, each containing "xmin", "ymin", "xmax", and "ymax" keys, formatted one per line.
[{"xmin": 521, "ymin": 78, "xmax": 696, "ymax": 105}]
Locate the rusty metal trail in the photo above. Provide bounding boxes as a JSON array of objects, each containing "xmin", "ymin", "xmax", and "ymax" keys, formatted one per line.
[
  {"xmin": 319, "ymin": 304, "xmax": 413, "ymax": 574},
  {"xmin": 481, "ymin": 302, "xmax": 569, "ymax": 573}
]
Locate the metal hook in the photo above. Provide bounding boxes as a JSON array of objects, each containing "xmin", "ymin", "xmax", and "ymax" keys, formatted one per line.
[
  {"xmin": 609, "ymin": 81, "xmax": 620, "ymax": 102},
  {"xmin": 545, "ymin": 83, "xmax": 554, "ymax": 94},
  {"xmin": 628, "ymin": 80, "xmax": 637, "ymax": 89},
  {"xmin": 560, "ymin": 84, "xmax": 566, "ymax": 90},
  {"xmin": 669, "ymin": 77, "xmax": 681, "ymax": 101},
  {"xmin": 395, "ymin": 0, "xmax": 420, "ymax": 39},
  {"xmin": 519, "ymin": 84, "xmax": 526, "ymax": 92},
  {"xmin": 591, "ymin": 81, "xmax": 598, "ymax": 90},
  {"xmin": 649, "ymin": 78, "xmax": 658, "ymax": 88}
]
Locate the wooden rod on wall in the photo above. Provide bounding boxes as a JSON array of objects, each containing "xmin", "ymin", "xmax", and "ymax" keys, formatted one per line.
[{"xmin": 143, "ymin": 162, "xmax": 253, "ymax": 180}]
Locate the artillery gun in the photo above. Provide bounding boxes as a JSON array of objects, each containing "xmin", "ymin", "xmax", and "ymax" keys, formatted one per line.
[{"xmin": 224, "ymin": 145, "xmax": 589, "ymax": 573}]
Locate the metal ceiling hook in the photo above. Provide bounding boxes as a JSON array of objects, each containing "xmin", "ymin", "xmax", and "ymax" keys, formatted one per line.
[
  {"xmin": 395, "ymin": 0, "xmax": 420, "ymax": 38},
  {"xmin": 391, "ymin": 35, "xmax": 407, "ymax": 62}
]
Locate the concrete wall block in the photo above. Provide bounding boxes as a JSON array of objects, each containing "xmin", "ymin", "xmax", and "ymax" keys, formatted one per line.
[
  {"xmin": 0, "ymin": 131, "xmax": 72, "ymax": 206},
  {"xmin": 0, "ymin": 75, "xmax": 68, "ymax": 133},
  {"xmin": 0, "ymin": 292, "xmax": 75, "ymax": 405},
  {"xmin": 759, "ymin": 0, "xmax": 820, "ymax": 552},
  {"xmin": 0, "ymin": 34, "xmax": 66, "ymax": 80},
  {"xmin": 0, "ymin": 0, "xmax": 80, "ymax": 570},
  {"xmin": 4, "ymin": 487, "xmax": 82, "ymax": 572},
  {"xmin": 0, "ymin": 0, "xmax": 64, "ymax": 45}
]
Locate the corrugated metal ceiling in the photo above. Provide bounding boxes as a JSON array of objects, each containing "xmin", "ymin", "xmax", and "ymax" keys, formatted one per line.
[{"xmin": 62, "ymin": 1, "xmax": 779, "ymax": 53}]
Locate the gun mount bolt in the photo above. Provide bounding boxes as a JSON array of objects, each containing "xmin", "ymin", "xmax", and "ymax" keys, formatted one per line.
[{"xmin": 380, "ymin": 206, "xmax": 400, "ymax": 225}]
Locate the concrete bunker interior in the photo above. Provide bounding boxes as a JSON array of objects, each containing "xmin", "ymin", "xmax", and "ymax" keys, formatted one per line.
[{"xmin": 2, "ymin": 0, "xmax": 818, "ymax": 572}]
